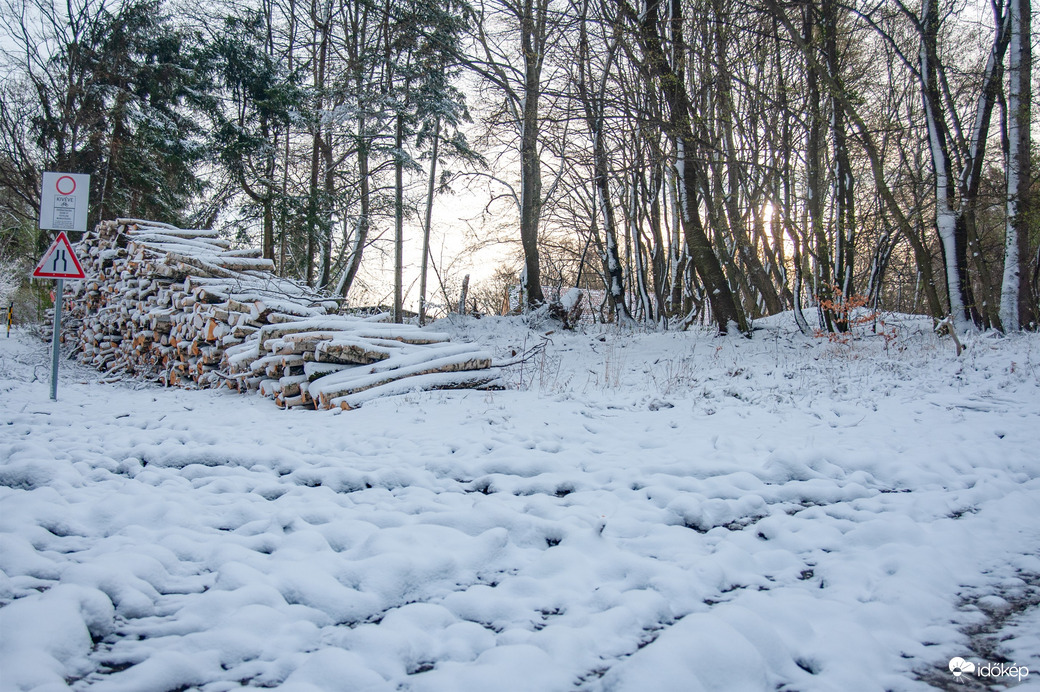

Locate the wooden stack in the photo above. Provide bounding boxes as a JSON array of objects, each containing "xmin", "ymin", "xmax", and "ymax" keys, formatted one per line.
[{"xmin": 58, "ymin": 219, "xmax": 501, "ymax": 409}]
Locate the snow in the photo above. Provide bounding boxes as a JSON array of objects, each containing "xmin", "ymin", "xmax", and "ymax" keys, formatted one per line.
[
  {"xmin": 2, "ymin": 313, "xmax": 1039, "ymax": 691},
  {"xmin": 561, "ymin": 288, "xmax": 583, "ymax": 312}
]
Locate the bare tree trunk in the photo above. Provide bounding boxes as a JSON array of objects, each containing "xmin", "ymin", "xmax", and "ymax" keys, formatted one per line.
[
  {"xmin": 769, "ymin": 15, "xmax": 810, "ymax": 335},
  {"xmin": 305, "ymin": 2, "xmax": 330, "ymax": 288},
  {"xmin": 1001, "ymin": 0, "xmax": 1033, "ymax": 330},
  {"xmin": 624, "ymin": 0, "xmax": 748, "ymax": 334},
  {"xmin": 279, "ymin": 0, "xmax": 296, "ymax": 277},
  {"xmin": 630, "ymin": 180, "xmax": 655, "ymax": 323},
  {"xmin": 339, "ymin": 116, "xmax": 370, "ymax": 298},
  {"xmin": 913, "ymin": 0, "xmax": 1009, "ymax": 333},
  {"xmin": 419, "ymin": 118, "xmax": 440, "ymax": 326},
  {"xmin": 519, "ymin": 0, "xmax": 547, "ymax": 309},
  {"xmin": 714, "ymin": 0, "xmax": 783, "ymax": 317},
  {"xmin": 306, "ymin": 129, "xmax": 320, "ymax": 287},
  {"xmin": 261, "ymin": 0, "xmax": 277, "ymax": 263},
  {"xmin": 575, "ymin": 1, "xmax": 633, "ymax": 325},
  {"xmin": 338, "ymin": 0, "xmax": 373, "ymax": 299},
  {"xmin": 801, "ymin": 4, "xmax": 835, "ymax": 332},
  {"xmin": 921, "ymin": 62, "xmax": 966, "ymax": 330},
  {"xmin": 393, "ymin": 113, "xmax": 405, "ymax": 323},
  {"xmin": 647, "ymin": 163, "xmax": 668, "ymax": 327},
  {"xmin": 706, "ymin": 164, "xmax": 754, "ymax": 313},
  {"xmin": 319, "ymin": 131, "xmax": 334, "ymax": 289},
  {"xmin": 468, "ymin": 0, "xmax": 553, "ymax": 310},
  {"xmin": 636, "ymin": 90, "xmax": 669, "ymax": 325},
  {"xmin": 824, "ymin": 0, "xmax": 855, "ymax": 322},
  {"xmin": 769, "ymin": 0, "xmax": 945, "ymax": 321},
  {"xmin": 665, "ymin": 164, "xmax": 688, "ymax": 320},
  {"xmin": 457, "ymin": 274, "xmax": 470, "ymax": 314}
]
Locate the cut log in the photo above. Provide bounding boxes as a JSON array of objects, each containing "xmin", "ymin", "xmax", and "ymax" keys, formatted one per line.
[
  {"xmin": 332, "ymin": 370, "xmax": 503, "ymax": 410},
  {"xmin": 312, "ymin": 348, "xmax": 493, "ymax": 408},
  {"xmin": 278, "ymin": 374, "xmax": 309, "ymax": 398}
]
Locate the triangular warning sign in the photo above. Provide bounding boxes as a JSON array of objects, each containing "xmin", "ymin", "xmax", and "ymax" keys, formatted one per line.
[{"xmin": 32, "ymin": 231, "xmax": 86, "ymax": 279}]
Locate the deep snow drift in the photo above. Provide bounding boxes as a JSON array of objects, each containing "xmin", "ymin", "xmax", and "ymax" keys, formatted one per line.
[{"xmin": 1, "ymin": 313, "xmax": 1039, "ymax": 691}]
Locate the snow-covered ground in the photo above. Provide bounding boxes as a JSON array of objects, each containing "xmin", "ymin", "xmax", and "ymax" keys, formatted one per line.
[{"xmin": 2, "ymin": 313, "xmax": 1039, "ymax": 691}]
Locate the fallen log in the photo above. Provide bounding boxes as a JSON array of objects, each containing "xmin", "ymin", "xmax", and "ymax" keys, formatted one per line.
[
  {"xmin": 311, "ymin": 345, "xmax": 494, "ymax": 408},
  {"xmin": 332, "ymin": 370, "xmax": 504, "ymax": 410}
]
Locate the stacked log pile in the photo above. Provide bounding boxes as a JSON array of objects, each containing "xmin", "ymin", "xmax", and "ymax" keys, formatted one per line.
[{"xmin": 57, "ymin": 219, "xmax": 501, "ymax": 409}]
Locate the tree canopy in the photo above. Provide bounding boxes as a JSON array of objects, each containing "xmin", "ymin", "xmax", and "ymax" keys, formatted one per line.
[{"xmin": 0, "ymin": 0, "xmax": 1035, "ymax": 332}]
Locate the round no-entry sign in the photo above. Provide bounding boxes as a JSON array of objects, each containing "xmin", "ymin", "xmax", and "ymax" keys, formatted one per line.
[{"xmin": 55, "ymin": 175, "xmax": 77, "ymax": 195}]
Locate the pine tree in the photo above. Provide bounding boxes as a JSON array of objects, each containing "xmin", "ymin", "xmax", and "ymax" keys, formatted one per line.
[
  {"xmin": 77, "ymin": 0, "xmax": 210, "ymax": 224},
  {"xmin": 205, "ymin": 9, "xmax": 303, "ymax": 262}
]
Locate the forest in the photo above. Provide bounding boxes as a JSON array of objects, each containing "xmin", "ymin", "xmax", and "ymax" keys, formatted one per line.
[{"xmin": 0, "ymin": 0, "xmax": 1035, "ymax": 335}]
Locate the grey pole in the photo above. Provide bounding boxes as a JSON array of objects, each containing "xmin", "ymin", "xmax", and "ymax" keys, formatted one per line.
[{"xmin": 50, "ymin": 278, "xmax": 63, "ymax": 400}]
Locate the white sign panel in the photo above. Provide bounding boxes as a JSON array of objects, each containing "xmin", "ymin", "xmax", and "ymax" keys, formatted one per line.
[{"xmin": 39, "ymin": 172, "xmax": 90, "ymax": 232}]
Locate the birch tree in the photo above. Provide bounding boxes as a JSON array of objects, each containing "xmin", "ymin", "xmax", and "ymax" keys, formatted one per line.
[
  {"xmin": 897, "ymin": 0, "xmax": 1011, "ymax": 333},
  {"xmin": 999, "ymin": 0, "xmax": 1033, "ymax": 330},
  {"xmin": 571, "ymin": 0, "xmax": 633, "ymax": 325}
]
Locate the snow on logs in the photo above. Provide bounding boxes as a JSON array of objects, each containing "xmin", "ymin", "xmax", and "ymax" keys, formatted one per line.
[{"xmin": 59, "ymin": 219, "xmax": 501, "ymax": 409}]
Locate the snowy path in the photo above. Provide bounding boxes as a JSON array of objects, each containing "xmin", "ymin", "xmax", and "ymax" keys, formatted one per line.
[{"xmin": 2, "ymin": 317, "xmax": 1039, "ymax": 691}]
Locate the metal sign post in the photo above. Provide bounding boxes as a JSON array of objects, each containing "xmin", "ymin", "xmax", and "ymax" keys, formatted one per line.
[
  {"xmin": 36, "ymin": 171, "xmax": 90, "ymax": 401},
  {"xmin": 50, "ymin": 280, "xmax": 63, "ymax": 400}
]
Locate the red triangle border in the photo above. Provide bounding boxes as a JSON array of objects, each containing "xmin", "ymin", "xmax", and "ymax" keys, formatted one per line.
[{"xmin": 32, "ymin": 231, "xmax": 86, "ymax": 279}]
